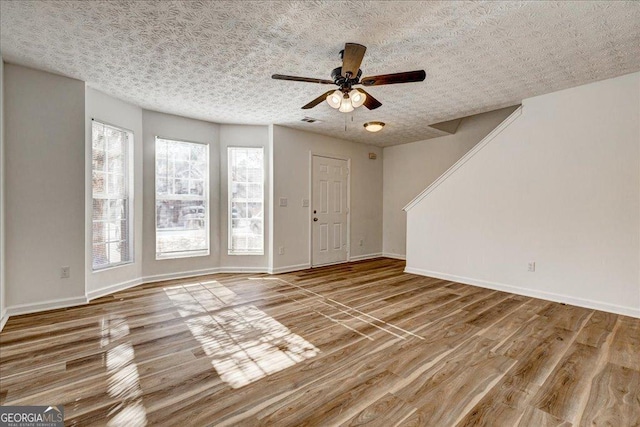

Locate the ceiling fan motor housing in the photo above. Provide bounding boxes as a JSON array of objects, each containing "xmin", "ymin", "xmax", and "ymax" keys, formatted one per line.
[{"xmin": 331, "ymin": 67, "xmax": 362, "ymax": 89}]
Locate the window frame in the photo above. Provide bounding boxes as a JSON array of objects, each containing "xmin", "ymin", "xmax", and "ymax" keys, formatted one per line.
[
  {"xmin": 155, "ymin": 136, "xmax": 210, "ymax": 260},
  {"xmin": 91, "ymin": 119, "xmax": 134, "ymax": 271},
  {"xmin": 227, "ymin": 146, "xmax": 265, "ymax": 256}
]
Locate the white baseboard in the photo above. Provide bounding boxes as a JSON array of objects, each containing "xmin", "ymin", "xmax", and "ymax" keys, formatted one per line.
[
  {"xmin": 90, "ymin": 268, "xmax": 271, "ymax": 301},
  {"xmin": 5, "ymin": 295, "xmax": 89, "ymax": 318},
  {"xmin": 382, "ymin": 252, "xmax": 406, "ymax": 260},
  {"xmin": 141, "ymin": 267, "xmax": 223, "ymax": 284},
  {"xmin": 2, "ymin": 258, "xmax": 407, "ymax": 324},
  {"xmin": 87, "ymin": 278, "xmax": 144, "ymax": 301},
  {"xmin": 0, "ymin": 308, "xmax": 8, "ymax": 333},
  {"xmin": 141, "ymin": 266, "xmax": 271, "ymax": 284},
  {"xmin": 268, "ymin": 263, "xmax": 311, "ymax": 274},
  {"xmin": 404, "ymin": 267, "xmax": 640, "ymax": 319},
  {"xmin": 350, "ymin": 253, "xmax": 383, "ymax": 262},
  {"xmin": 219, "ymin": 266, "xmax": 269, "ymax": 274}
]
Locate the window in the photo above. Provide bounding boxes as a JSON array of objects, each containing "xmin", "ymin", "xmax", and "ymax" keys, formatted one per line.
[
  {"xmin": 228, "ymin": 147, "xmax": 264, "ymax": 255},
  {"xmin": 92, "ymin": 120, "xmax": 133, "ymax": 270},
  {"xmin": 155, "ymin": 137, "xmax": 209, "ymax": 259}
]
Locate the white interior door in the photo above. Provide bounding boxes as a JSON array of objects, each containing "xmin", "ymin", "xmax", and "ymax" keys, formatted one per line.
[{"xmin": 312, "ymin": 155, "xmax": 349, "ymax": 266}]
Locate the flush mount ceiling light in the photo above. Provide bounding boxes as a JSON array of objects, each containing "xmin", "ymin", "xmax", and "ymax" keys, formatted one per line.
[{"xmin": 364, "ymin": 121, "xmax": 385, "ymax": 132}]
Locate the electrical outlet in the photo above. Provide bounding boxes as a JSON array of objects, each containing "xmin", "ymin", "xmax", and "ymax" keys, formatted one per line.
[
  {"xmin": 302, "ymin": 199, "xmax": 309, "ymax": 207},
  {"xmin": 279, "ymin": 198, "xmax": 288, "ymax": 207},
  {"xmin": 528, "ymin": 262, "xmax": 536, "ymax": 272},
  {"xmin": 359, "ymin": 239, "xmax": 364, "ymax": 247},
  {"xmin": 61, "ymin": 266, "xmax": 70, "ymax": 279},
  {"xmin": 278, "ymin": 247, "xmax": 285, "ymax": 255}
]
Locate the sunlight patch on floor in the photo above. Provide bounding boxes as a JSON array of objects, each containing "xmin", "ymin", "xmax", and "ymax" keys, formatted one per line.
[
  {"xmin": 165, "ymin": 281, "xmax": 319, "ymax": 389},
  {"xmin": 255, "ymin": 276, "xmax": 424, "ymax": 340},
  {"xmin": 100, "ymin": 315, "xmax": 148, "ymax": 426}
]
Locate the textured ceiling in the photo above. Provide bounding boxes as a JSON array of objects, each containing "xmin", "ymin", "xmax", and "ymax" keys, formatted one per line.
[{"xmin": 1, "ymin": 1, "xmax": 639, "ymax": 146}]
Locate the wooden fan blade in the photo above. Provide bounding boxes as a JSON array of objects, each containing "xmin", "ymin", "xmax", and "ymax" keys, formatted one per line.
[
  {"xmin": 302, "ymin": 90, "xmax": 336, "ymax": 109},
  {"xmin": 272, "ymin": 74, "xmax": 335, "ymax": 84},
  {"xmin": 342, "ymin": 43, "xmax": 367, "ymax": 78},
  {"xmin": 360, "ymin": 70, "xmax": 426, "ymax": 86},
  {"xmin": 356, "ymin": 88, "xmax": 382, "ymax": 110}
]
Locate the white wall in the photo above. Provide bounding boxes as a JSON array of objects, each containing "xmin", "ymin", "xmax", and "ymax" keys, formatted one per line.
[
  {"xmin": 406, "ymin": 72, "xmax": 640, "ymax": 317},
  {"xmin": 383, "ymin": 106, "xmax": 517, "ymax": 259},
  {"xmin": 141, "ymin": 110, "xmax": 221, "ymax": 280},
  {"xmin": 85, "ymin": 88, "xmax": 144, "ymax": 298},
  {"xmin": 4, "ymin": 64, "xmax": 86, "ymax": 308},
  {"xmin": 271, "ymin": 125, "xmax": 383, "ymax": 272},
  {"xmin": 219, "ymin": 124, "xmax": 270, "ymax": 270},
  {"xmin": 0, "ymin": 65, "xmax": 385, "ymax": 323},
  {"xmin": 0, "ymin": 57, "xmax": 6, "ymax": 326}
]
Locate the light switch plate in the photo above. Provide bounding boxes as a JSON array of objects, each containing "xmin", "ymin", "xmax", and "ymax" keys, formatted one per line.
[
  {"xmin": 302, "ymin": 199, "xmax": 309, "ymax": 207},
  {"xmin": 279, "ymin": 197, "xmax": 288, "ymax": 207}
]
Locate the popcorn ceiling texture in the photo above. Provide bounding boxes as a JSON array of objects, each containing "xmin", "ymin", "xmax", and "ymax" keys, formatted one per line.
[{"xmin": 1, "ymin": 1, "xmax": 638, "ymax": 146}]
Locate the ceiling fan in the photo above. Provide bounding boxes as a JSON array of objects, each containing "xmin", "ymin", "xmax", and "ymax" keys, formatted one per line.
[{"xmin": 272, "ymin": 43, "xmax": 426, "ymax": 112}]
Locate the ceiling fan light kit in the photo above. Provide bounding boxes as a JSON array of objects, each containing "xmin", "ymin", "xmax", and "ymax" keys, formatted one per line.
[
  {"xmin": 364, "ymin": 121, "xmax": 385, "ymax": 132},
  {"xmin": 338, "ymin": 98, "xmax": 355, "ymax": 113},
  {"xmin": 326, "ymin": 89, "xmax": 366, "ymax": 112},
  {"xmin": 326, "ymin": 90, "xmax": 342, "ymax": 108},
  {"xmin": 349, "ymin": 89, "xmax": 366, "ymax": 108},
  {"xmin": 272, "ymin": 43, "xmax": 426, "ymax": 113}
]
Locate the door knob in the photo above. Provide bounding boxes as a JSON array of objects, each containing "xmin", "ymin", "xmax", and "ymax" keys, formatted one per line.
[{"xmin": 313, "ymin": 217, "xmax": 318, "ymax": 222}]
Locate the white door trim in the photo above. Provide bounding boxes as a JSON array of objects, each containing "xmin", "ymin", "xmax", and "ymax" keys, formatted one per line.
[{"xmin": 309, "ymin": 152, "xmax": 351, "ymax": 267}]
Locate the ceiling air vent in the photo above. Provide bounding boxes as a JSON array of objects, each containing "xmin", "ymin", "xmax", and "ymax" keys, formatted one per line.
[{"xmin": 301, "ymin": 117, "xmax": 322, "ymax": 123}]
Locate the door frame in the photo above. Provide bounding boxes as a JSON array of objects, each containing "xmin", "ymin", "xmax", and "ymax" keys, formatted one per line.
[{"xmin": 309, "ymin": 152, "xmax": 351, "ymax": 268}]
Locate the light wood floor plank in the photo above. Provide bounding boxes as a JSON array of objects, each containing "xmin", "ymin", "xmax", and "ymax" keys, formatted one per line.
[
  {"xmin": 1, "ymin": 258, "xmax": 638, "ymax": 426},
  {"xmin": 578, "ymin": 362, "xmax": 640, "ymax": 426}
]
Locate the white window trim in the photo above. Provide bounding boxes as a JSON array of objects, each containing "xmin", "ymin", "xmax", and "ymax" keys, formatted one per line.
[
  {"xmin": 155, "ymin": 136, "xmax": 210, "ymax": 260},
  {"xmin": 228, "ymin": 146, "xmax": 265, "ymax": 256},
  {"xmin": 91, "ymin": 119, "xmax": 135, "ymax": 271}
]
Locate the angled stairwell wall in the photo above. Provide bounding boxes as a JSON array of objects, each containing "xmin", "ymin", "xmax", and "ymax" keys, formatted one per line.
[
  {"xmin": 383, "ymin": 106, "xmax": 519, "ymax": 259},
  {"xmin": 404, "ymin": 72, "xmax": 640, "ymax": 317}
]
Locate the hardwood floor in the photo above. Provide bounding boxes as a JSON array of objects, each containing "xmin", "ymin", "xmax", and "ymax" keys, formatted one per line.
[{"xmin": 1, "ymin": 258, "xmax": 638, "ymax": 426}]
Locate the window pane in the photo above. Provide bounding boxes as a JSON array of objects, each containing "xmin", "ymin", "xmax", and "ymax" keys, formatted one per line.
[
  {"xmin": 92, "ymin": 171, "xmax": 105, "ymax": 194},
  {"xmin": 93, "ymin": 222, "xmax": 105, "ymax": 244},
  {"xmin": 248, "ymin": 184, "xmax": 262, "ymax": 199},
  {"xmin": 93, "ymin": 130, "xmax": 105, "ymax": 151},
  {"xmin": 92, "ymin": 149, "xmax": 105, "ymax": 172},
  {"xmin": 232, "ymin": 183, "xmax": 246, "ymax": 199},
  {"xmin": 156, "ymin": 177, "xmax": 168, "ymax": 195},
  {"xmin": 155, "ymin": 137, "xmax": 209, "ymax": 259},
  {"xmin": 248, "ymin": 219, "xmax": 262, "ymax": 236},
  {"xmin": 108, "ymin": 174, "xmax": 124, "ymax": 196},
  {"xmin": 189, "ymin": 180, "xmax": 204, "ymax": 196},
  {"xmin": 92, "ymin": 199, "xmax": 107, "ymax": 221},
  {"xmin": 228, "ymin": 147, "xmax": 263, "ymax": 255},
  {"xmin": 247, "ymin": 167, "xmax": 262, "ymax": 182},
  {"xmin": 93, "ymin": 243, "xmax": 108, "ymax": 268},
  {"xmin": 108, "ymin": 242, "xmax": 122, "ymax": 264},
  {"xmin": 231, "ymin": 202, "xmax": 247, "ymax": 219},
  {"xmin": 92, "ymin": 121, "xmax": 132, "ymax": 270}
]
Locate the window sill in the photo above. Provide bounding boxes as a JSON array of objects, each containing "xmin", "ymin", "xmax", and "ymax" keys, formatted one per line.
[
  {"xmin": 92, "ymin": 260, "xmax": 134, "ymax": 273},
  {"xmin": 227, "ymin": 251, "xmax": 264, "ymax": 256},
  {"xmin": 156, "ymin": 250, "xmax": 210, "ymax": 261}
]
